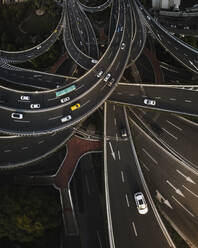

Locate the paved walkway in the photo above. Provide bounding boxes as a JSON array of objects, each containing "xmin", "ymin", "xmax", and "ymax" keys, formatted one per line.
[{"xmin": 54, "ymin": 135, "xmax": 102, "ymax": 188}]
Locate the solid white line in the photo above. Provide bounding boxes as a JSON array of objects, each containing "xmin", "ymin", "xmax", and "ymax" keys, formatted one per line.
[
  {"xmin": 166, "ymin": 120, "xmax": 182, "ymax": 131},
  {"xmin": 162, "ymin": 128, "xmax": 178, "ymax": 140},
  {"xmin": 172, "ymin": 196, "xmax": 194, "ymax": 217},
  {"xmin": 142, "ymin": 148, "xmax": 158, "ymax": 165},
  {"xmin": 121, "ymin": 170, "xmax": 125, "ymax": 182},
  {"xmin": 96, "ymin": 231, "xmax": 103, "ymax": 248},
  {"xmin": 118, "ymin": 150, "xmax": 121, "ymax": 160},
  {"xmin": 125, "ymin": 194, "xmax": 130, "ymax": 207},
  {"xmin": 38, "ymin": 140, "xmax": 44, "ymax": 144},
  {"xmin": 21, "ymin": 146, "xmax": 28, "ymax": 150},
  {"xmin": 132, "ymin": 222, "xmax": 138, "ymax": 236},
  {"xmin": 48, "ymin": 115, "xmax": 63, "ymax": 121},
  {"xmin": 182, "ymin": 185, "xmax": 198, "ymax": 198}
]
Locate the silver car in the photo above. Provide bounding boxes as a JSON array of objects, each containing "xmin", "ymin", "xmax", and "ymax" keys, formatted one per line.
[
  {"xmin": 144, "ymin": 99, "xmax": 156, "ymax": 106},
  {"xmin": 11, "ymin": 113, "xmax": 23, "ymax": 119},
  {"xmin": 104, "ymin": 73, "xmax": 111, "ymax": 82},
  {"xmin": 60, "ymin": 97, "xmax": 70, "ymax": 103},
  {"xmin": 61, "ymin": 115, "xmax": 72, "ymax": 123},
  {"xmin": 97, "ymin": 70, "xmax": 103, "ymax": 78},
  {"xmin": 30, "ymin": 104, "xmax": 40, "ymax": 109}
]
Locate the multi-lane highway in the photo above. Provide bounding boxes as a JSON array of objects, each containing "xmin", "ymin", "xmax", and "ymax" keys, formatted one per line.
[
  {"xmin": 1, "ymin": 0, "xmax": 198, "ymax": 247},
  {"xmin": 104, "ymin": 102, "xmax": 174, "ymax": 248}
]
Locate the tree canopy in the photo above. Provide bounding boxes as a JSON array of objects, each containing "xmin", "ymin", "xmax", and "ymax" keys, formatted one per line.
[{"xmin": 0, "ymin": 185, "xmax": 61, "ymax": 243}]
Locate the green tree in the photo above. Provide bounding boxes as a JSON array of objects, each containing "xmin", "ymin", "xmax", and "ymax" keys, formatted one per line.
[{"xmin": 0, "ymin": 185, "xmax": 61, "ymax": 243}]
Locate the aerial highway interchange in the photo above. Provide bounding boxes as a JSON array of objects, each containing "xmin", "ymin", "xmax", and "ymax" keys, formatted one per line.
[{"xmin": 1, "ymin": 0, "xmax": 198, "ymax": 247}]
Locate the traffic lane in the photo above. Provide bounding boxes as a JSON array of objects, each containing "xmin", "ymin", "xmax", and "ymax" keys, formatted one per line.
[
  {"xmin": 128, "ymin": 0, "xmax": 146, "ymax": 62},
  {"xmin": 0, "ymin": 0, "xmax": 124, "ymax": 110},
  {"xmin": 78, "ymin": 155, "xmax": 107, "ymax": 248},
  {"xmin": 63, "ymin": 0, "xmax": 124, "ymax": 70},
  {"xmin": 130, "ymin": 121, "xmax": 198, "ymax": 246},
  {"xmin": 134, "ymin": 109, "xmax": 198, "ymax": 168},
  {"xmin": 0, "ymin": 1, "xmax": 133, "ymax": 135},
  {"xmin": 109, "ymin": 85, "xmax": 198, "ymax": 116},
  {"xmin": 136, "ymin": 0, "xmax": 198, "ymax": 73},
  {"xmin": 140, "ymin": 165, "xmax": 198, "ymax": 248},
  {"xmin": 68, "ymin": 0, "xmax": 88, "ymax": 54},
  {"xmin": 106, "ymin": 104, "xmax": 127, "ymax": 139},
  {"xmin": 107, "ymin": 139, "xmax": 170, "ymax": 248},
  {"xmin": 0, "ymin": 65, "xmax": 69, "ymax": 89},
  {"xmin": 0, "ymin": 128, "xmax": 72, "ymax": 166},
  {"xmin": 0, "ymin": 16, "xmax": 63, "ymax": 62},
  {"xmin": 130, "ymin": 121, "xmax": 198, "ymax": 215}
]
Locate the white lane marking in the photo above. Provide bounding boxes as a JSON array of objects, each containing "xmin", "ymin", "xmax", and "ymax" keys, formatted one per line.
[
  {"xmin": 117, "ymin": 92, "xmax": 123, "ymax": 95},
  {"xmin": 109, "ymin": 142, "xmax": 116, "ymax": 160},
  {"xmin": 48, "ymin": 115, "xmax": 63, "ymax": 121},
  {"xmin": 4, "ymin": 149, "xmax": 12, "ymax": 153},
  {"xmin": 166, "ymin": 180, "xmax": 185, "ymax": 197},
  {"xmin": 21, "ymin": 146, "xmax": 28, "ymax": 150},
  {"xmin": 155, "ymin": 96, "xmax": 161, "ymax": 99},
  {"xmin": 115, "ymin": 61, "xmax": 121, "ymax": 70},
  {"xmin": 38, "ymin": 140, "xmax": 44, "ymax": 144},
  {"xmin": 182, "ymin": 185, "xmax": 198, "ymax": 198},
  {"xmin": 80, "ymin": 100, "xmax": 90, "ymax": 108},
  {"xmin": 185, "ymin": 99, "xmax": 192, "ymax": 103},
  {"xmin": 118, "ymin": 150, "xmax": 121, "ymax": 160},
  {"xmin": 169, "ymin": 98, "xmax": 176, "ymax": 101},
  {"xmin": 129, "ymin": 93, "xmax": 135, "ymax": 96},
  {"xmin": 51, "ymin": 132, "xmax": 56, "ymax": 136},
  {"xmin": 96, "ymin": 231, "xmax": 103, "ymax": 248},
  {"xmin": 176, "ymin": 170, "xmax": 196, "ymax": 184},
  {"xmin": 125, "ymin": 194, "xmax": 130, "ymax": 207},
  {"xmin": 139, "ymin": 160, "xmax": 150, "ymax": 172},
  {"xmin": 115, "ymin": 133, "xmax": 118, "ymax": 141},
  {"xmin": 113, "ymin": 105, "xmax": 115, "ymax": 111},
  {"xmin": 166, "ymin": 120, "xmax": 182, "ymax": 131},
  {"xmin": 14, "ymin": 120, "xmax": 30, "ymax": 123},
  {"xmin": 172, "ymin": 196, "xmax": 194, "ymax": 217},
  {"xmin": 85, "ymin": 175, "xmax": 90, "ymax": 195},
  {"xmin": 162, "ymin": 128, "xmax": 178, "ymax": 140},
  {"xmin": 114, "ymin": 118, "xmax": 117, "ymax": 126},
  {"xmin": 132, "ymin": 222, "xmax": 138, "ymax": 236},
  {"xmin": 142, "ymin": 148, "xmax": 158, "ymax": 165},
  {"xmin": 121, "ymin": 170, "xmax": 125, "ymax": 182}
]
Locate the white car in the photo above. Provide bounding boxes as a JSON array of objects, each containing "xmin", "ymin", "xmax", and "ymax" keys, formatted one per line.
[
  {"xmin": 147, "ymin": 15, "xmax": 151, "ymax": 20},
  {"xmin": 20, "ymin": 95, "xmax": 30, "ymax": 101},
  {"xmin": 91, "ymin": 59, "xmax": 98, "ymax": 64},
  {"xmin": 61, "ymin": 115, "xmax": 72, "ymax": 123},
  {"xmin": 144, "ymin": 99, "xmax": 156, "ymax": 106},
  {"xmin": 60, "ymin": 97, "xmax": 70, "ymax": 103},
  {"xmin": 30, "ymin": 104, "xmax": 40, "ymax": 109},
  {"xmin": 134, "ymin": 192, "xmax": 148, "ymax": 215},
  {"xmin": 11, "ymin": 113, "xmax": 23, "ymax": 120},
  {"xmin": 37, "ymin": 45, "xmax": 41, "ymax": 49},
  {"xmin": 97, "ymin": 70, "xmax": 103, "ymax": 78},
  {"xmin": 121, "ymin": 42, "xmax": 126, "ymax": 50},
  {"xmin": 104, "ymin": 73, "xmax": 111, "ymax": 82}
]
